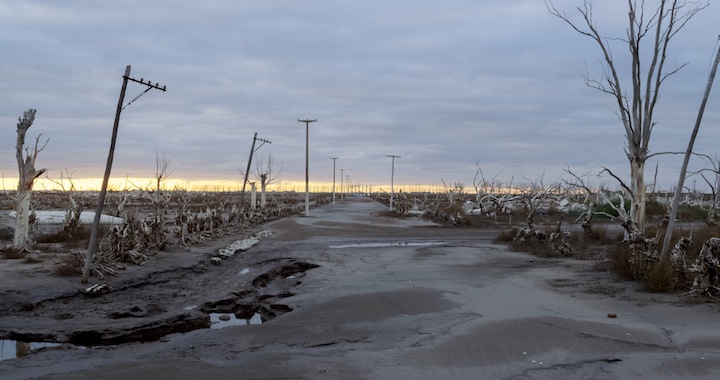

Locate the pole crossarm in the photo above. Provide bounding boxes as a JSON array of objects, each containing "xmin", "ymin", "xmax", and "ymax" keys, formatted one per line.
[
  {"xmin": 122, "ymin": 75, "xmax": 168, "ymax": 110},
  {"xmin": 126, "ymin": 76, "xmax": 167, "ymax": 92},
  {"xmin": 254, "ymin": 137, "xmax": 272, "ymax": 152}
]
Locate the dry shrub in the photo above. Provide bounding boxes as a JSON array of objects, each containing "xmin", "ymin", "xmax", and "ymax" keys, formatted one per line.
[
  {"xmin": 23, "ymin": 255, "xmax": 43, "ymax": 264},
  {"xmin": 604, "ymin": 225, "xmax": 718, "ymax": 292},
  {"xmin": 645, "ymin": 199, "xmax": 667, "ymax": 218},
  {"xmin": 644, "ymin": 260, "xmax": 674, "ymax": 292},
  {"xmin": 502, "ymin": 227, "xmax": 557, "ymax": 258},
  {"xmin": 376, "ymin": 210, "xmax": 410, "ymax": 219},
  {"xmin": 2, "ymin": 246, "xmax": 27, "ymax": 260},
  {"xmin": 55, "ymin": 253, "xmax": 81, "ymax": 277},
  {"xmin": 495, "ymin": 228, "xmax": 517, "ymax": 243},
  {"xmin": 584, "ymin": 224, "xmax": 619, "ymax": 244},
  {"xmin": 648, "ymin": 224, "xmax": 720, "ymax": 264},
  {"xmin": 0, "ymin": 227, "xmax": 13, "ymax": 241},
  {"xmin": 443, "ymin": 204, "xmax": 472, "ymax": 226},
  {"xmin": 36, "ymin": 227, "xmax": 90, "ymax": 245},
  {"xmin": 607, "ymin": 243, "xmax": 634, "ymax": 281},
  {"xmin": 606, "ymin": 243, "xmax": 673, "ymax": 292},
  {"xmin": 572, "ymin": 225, "xmax": 619, "ymax": 254},
  {"xmin": 685, "ymin": 224, "xmax": 720, "ymax": 263},
  {"xmin": 522, "ymin": 239, "xmax": 557, "ymax": 258},
  {"xmin": 688, "ymin": 237, "xmax": 720, "ymax": 298}
]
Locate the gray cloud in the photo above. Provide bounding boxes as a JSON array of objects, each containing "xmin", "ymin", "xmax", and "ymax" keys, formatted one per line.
[{"xmin": 1, "ymin": 0, "xmax": 718, "ymax": 191}]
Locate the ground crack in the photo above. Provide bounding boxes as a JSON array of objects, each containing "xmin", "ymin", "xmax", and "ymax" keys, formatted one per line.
[{"xmin": 510, "ymin": 357, "xmax": 623, "ymax": 379}]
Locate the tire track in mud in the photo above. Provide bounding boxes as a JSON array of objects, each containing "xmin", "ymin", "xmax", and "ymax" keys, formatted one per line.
[{"xmin": 0, "ymin": 254, "xmax": 319, "ymax": 347}]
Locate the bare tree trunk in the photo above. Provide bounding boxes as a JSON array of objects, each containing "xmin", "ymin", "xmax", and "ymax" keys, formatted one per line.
[
  {"xmin": 260, "ymin": 182, "xmax": 267, "ymax": 208},
  {"xmin": 13, "ymin": 109, "xmax": 46, "ymax": 249},
  {"xmin": 630, "ymin": 157, "xmax": 646, "ymax": 231},
  {"xmin": 250, "ymin": 182, "xmax": 257, "ymax": 210},
  {"xmin": 13, "ymin": 191, "xmax": 33, "ymax": 248}
]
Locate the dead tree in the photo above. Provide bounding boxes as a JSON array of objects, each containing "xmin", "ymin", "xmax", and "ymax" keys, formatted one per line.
[
  {"xmin": 440, "ymin": 179, "xmax": 466, "ymax": 206},
  {"xmin": 255, "ymin": 154, "xmax": 281, "ymax": 208},
  {"xmin": 472, "ymin": 163, "xmax": 503, "ymax": 205},
  {"xmin": 561, "ymin": 167, "xmax": 598, "ymax": 237},
  {"xmin": 45, "ymin": 169, "xmax": 83, "ymax": 235},
  {"xmin": 600, "ymin": 168, "xmax": 641, "ymax": 241},
  {"xmin": 693, "ymin": 154, "xmax": 720, "ymax": 225},
  {"xmin": 13, "ymin": 109, "xmax": 47, "ymax": 249},
  {"xmin": 689, "ymin": 237, "xmax": 720, "ymax": 298},
  {"xmin": 659, "ymin": 43, "xmax": 720, "ymax": 262},
  {"xmin": 145, "ymin": 152, "xmax": 173, "ymax": 249},
  {"xmin": 547, "ymin": 0, "xmax": 709, "ymax": 232},
  {"xmin": 513, "ymin": 176, "xmax": 551, "ymax": 243}
]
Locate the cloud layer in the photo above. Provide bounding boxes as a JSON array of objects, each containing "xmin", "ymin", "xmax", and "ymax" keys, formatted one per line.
[{"xmin": 1, "ymin": 0, "xmax": 718, "ymax": 191}]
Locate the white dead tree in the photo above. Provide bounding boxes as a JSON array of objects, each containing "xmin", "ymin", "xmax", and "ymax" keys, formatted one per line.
[
  {"xmin": 696, "ymin": 154, "xmax": 720, "ymax": 225},
  {"xmin": 146, "ymin": 152, "xmax": 173, "ymax": 249},
  {"xmin": 441, "ymin": 178, "xmax": 465, "ymax": 205},
  {"xmin": 547, "ymin": 0, "xmax": 708, "ymax": 233},
  {"xmin": 242, "ymin": 154, "xmax": 281, "ymax": 209},
  {"xmin": 473, "ymin": 164, "xmax": 502, "ymax": 199},
  {"xmin": 561, "ymin": 167, "xmax": 598, "ymax": 236},
  {"xmin": 45, "ymin": 169, "xmax": 83, "ymax": 235},
  {"xmin": 472, "ymin": 163, "xmax": 508, "ymax": 218},
  {"xmin": 599, "ymin": 168, "xmax": 642, "ymax": 241},
  {"xmin": 13, "ymin": 109, "xmax": 48, "ymax": 249}
]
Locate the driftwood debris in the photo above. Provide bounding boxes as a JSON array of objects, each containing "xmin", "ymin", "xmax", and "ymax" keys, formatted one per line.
[{"xmin": 690, "ymin": 237, "xmax": 720, "ymax": 298}]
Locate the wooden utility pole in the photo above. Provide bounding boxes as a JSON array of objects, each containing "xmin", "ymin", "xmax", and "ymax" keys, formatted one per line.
[
  {"xmin": 82, "ymin": 65, "xmax": 166, "ymax": 283},
  {"xmin": 339, "ymin": 168, "xmax": 345, "ymax": 202},
  {"xmin": 240, "ymin": 132, "xmax": 271, "ymax": 206},
  {"xmin": 660, "ymin": 37, "xmax": 720, "ymax": 262},
  {"xmin": 331, "ymin": 157, "xmax": 339, "ymax": 204},
  {"xmin": 386, "ymin": 155, "xmax": 401, "ymax": 211},
  {"xmin": 298, "ymin": 119, "xmax": 317, "ymax": 216}
]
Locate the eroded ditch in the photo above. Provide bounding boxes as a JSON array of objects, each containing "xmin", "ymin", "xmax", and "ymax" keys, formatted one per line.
[{"xmin": 0, "ymin": 260, "xmax": 319, "ymax": 360}]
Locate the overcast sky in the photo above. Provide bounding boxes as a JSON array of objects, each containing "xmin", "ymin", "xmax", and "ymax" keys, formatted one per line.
[{"xmin": 1, "ymin": 0, "xmax": 719, "ymax": 192}]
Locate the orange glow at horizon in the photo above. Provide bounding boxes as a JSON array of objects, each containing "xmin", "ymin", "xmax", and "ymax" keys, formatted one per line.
[{"xmin": 0, "ymin": 177, "xmax": 445, "ymax": 193}]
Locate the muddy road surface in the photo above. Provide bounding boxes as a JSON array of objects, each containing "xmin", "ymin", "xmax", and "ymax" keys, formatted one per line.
[{"xmin": 1, "ymin": 197, "xmax": 720, "ymax": 379}]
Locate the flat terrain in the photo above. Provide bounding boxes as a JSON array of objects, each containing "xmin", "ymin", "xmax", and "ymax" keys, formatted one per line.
[{"xmin": 1, "ymin": 197, "xmax": 720, "ymax": 379}]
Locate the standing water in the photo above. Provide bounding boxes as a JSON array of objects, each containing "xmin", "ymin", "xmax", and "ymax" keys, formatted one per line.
[
  {"xmin": 209, "ymin": 313, "xmax": 263, "ymax": 329},
  {"xmin": 0, "ymin": 340, "xmax": 62, "ymax": 361}
]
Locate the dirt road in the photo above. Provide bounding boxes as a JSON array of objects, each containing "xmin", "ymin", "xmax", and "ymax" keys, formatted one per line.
[{"xmin": 1, "ymin": 197, "xmax": 720, "ymax": 379}]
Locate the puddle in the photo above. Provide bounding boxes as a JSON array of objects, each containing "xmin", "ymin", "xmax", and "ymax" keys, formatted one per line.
[
  {"xmin": 0, "ymin": 340, "xmax": 63, "ymax": 361},
  {"xmin": 209, "ymin": 312, "xmax": 263, "ymax": 329},
  {"xmin": 0, "ymin": 310, "xmax": 265, "ymax": 359},
  {"xmin": 330, "ymin": 241, "xmax": 448, "ymax": 249}
]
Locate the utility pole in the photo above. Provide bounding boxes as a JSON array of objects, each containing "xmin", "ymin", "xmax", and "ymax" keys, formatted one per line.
[
  {"xmin": 241, "ymin": 132, "xmax": 271, "ymax": 207},
  {"xmin": 386, "ymin": 155, "xmax": 401, "ymax": 211},
  {"xmin": 298, "ymin": 119, "xmax": 317, "ymax": 217},
  {"xmin": 82, "ymin": 65, "xmax": 166, "ymax": 283},
  {"xmin": 346, "ymin": 175, "xmax": 351, "ymax": 198},
  {"xmin": 330, "ymin": 157, "xmax": 339, "ymax": 204},
  {"xmin": 340, "ymin": 168, "xmax": 345, "ymax": 202}
]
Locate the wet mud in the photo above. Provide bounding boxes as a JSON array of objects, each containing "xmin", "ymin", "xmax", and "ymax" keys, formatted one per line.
[{"xmin": 0, "ymin": 248, "xmax": 319, "ymax": 351}]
